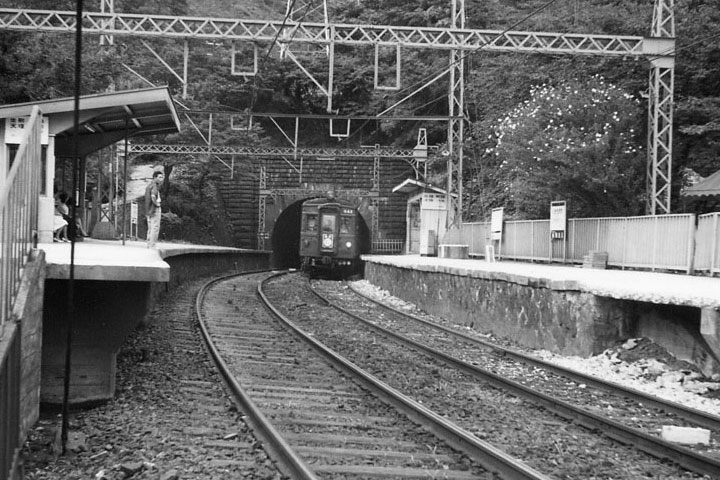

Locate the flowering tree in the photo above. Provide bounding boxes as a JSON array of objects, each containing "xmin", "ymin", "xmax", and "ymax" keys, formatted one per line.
[{"xmin": 480, "ymin": 75, "xmax": 646, "ymax": 219}]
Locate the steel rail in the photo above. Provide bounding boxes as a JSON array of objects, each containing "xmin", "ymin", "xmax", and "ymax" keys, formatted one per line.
[
  {"xmin": 259, "ymin": 272, "xmax": 552, "ymax": 480},
  {"xmin": 194, "ymin": 271, "xmax": 320, "ymax": 480},
  {"xmin": 348, "ymin": 282, "xmax": 720, "ymax": 431},
  {"xmin": 312, "ymin": 283, "xmax": 720, "ymax": 478},
  {"xmin": 0, "ymin": 8, "xmax": 664, "ymax": 57}
]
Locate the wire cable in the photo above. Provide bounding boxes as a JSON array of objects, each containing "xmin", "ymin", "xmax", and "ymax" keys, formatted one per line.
[
  {"xmin": 245, "ymin": 0, "xmax": 299, "ymax": 129},
  {"xmin": 336, "ymin": 0, "xmax": 563, "ymax": 145},
  {"xmin": 377, "ymin": 0, "xmax": 563, "ymax": 106}
]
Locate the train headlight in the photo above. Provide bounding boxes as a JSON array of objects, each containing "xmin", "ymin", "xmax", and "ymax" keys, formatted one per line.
[{"xmin": 345, "ymin": 241, "xmax": 352, "ymax": 248}]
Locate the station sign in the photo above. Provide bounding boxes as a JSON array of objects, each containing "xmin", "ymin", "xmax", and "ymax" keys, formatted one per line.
[
  {"xmin": 130, "ymin": 202, "xmax": 138, "ymax": 225},
  {"xmin": 421, "ymin": 192, "xmax": 446, "ymax": 210},
  {"xmin": 550, "ymin": 200, "xmax": 566, "ymax": 239},
  {"xmin": 491, "ymin": 207, "xmax": 503, "ymax": 241},
  {"xmin": 5, "ymin": 116, "xmax": 49, "ymax": 144}
]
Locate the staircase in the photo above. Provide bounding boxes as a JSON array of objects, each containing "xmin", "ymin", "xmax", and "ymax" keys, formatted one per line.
[{"xmin": 217, "ymin": 176, "xmax": 258, "ymax": 249}]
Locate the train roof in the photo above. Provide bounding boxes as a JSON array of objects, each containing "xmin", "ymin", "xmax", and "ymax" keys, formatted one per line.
[{"xmin": 302, "ymin": 196, "xmax": 355, "ymax": 208}]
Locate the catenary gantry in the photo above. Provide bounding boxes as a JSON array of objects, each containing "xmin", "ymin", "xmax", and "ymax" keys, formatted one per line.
[{"xmin": 0, "ymin": 9, "xmax": 661, "ymax": 54}]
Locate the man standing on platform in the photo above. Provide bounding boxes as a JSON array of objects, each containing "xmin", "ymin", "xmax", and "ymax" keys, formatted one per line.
[{"xmin": 144, "ymin": 170, "xmax": 164, "ymax": 248}]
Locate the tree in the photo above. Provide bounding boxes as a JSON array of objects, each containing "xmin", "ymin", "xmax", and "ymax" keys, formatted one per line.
[
  {"xmin": 477, "ymin": 75, "xmax": 646, "ymax": 219},
  {"xmin": 672, "ymin": 0, "xmax": 720, "ymax": 189}
]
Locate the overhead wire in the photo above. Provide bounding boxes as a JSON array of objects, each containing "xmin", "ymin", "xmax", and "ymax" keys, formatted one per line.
[
  {"xmin": 650, "ymin": 29, "xmax": 720, "ymax": 60},
  {"xmin": 375, "ymin": 0, "xmax": 563, "ymax": 107},
  {"xmin": 335, "ymin": 0, "xmax": 563, "ymax": 145},
  {"xmin": 245, "ymin": 0, "xmax": 300, "ymax": 129}
]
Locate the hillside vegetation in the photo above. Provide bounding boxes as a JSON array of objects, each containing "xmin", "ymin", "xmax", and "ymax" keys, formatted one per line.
[
  {"xmin": 186, "ymin": 0, "xmax": 285, "ymax": 20},
  {"xmin": 0, "ymin": 0, "xmax": 718, "ymax": 236}
]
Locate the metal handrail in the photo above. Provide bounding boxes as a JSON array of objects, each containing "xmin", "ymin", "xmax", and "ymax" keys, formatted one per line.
[
  {"xmin": 0, "ymin": 105, "xmax": 42, "ymax": 331},
  {"xmin": 371, "ymin": 239, "xmax": 404, "ymax": 254}
]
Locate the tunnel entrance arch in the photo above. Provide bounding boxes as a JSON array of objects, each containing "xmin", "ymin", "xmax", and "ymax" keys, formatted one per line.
[{"xmin": 270, "ymin": 196, "xmax": 372, "ymax": 269}]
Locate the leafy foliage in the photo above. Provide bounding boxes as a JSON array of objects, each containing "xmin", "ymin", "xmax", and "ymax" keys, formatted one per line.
[
  {"xmin": 480, "ymin": 76, "xmax": 646, "ymax": 219},
  {"xmin": 1, "ymin": 0, "xmax": 719, "ymax": 241}
]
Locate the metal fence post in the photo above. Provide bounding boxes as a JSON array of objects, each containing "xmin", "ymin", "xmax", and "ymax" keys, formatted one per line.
[
  {"xmin": 712, "ymin": 214, "xmax": 719, "ymax": 276},
  {"xmin": 687, "ymin": 214, "xmax": 696, "ymax": 275}
]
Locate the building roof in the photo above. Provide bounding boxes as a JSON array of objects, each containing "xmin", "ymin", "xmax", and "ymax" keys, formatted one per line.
[
  {"xmin": 0, "ymin": 87, "xmax": 180, "ymax": 157},
  {"xmin": 682, "ymin": 169, "xmax": 720, "ymax": 199},
  {"xmin": 392, "ymin": 178, "xmax": 448, "ymax": 195}
]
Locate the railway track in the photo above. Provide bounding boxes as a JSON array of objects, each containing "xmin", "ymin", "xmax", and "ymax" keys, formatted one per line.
[
  {"xmin": 340, "ymin": 281, "xmax": 720, "ymax": 431},
  {"xmin": 261, "ymin": 272, "xmax": 718, "ymax": 479},
  {"xmin": 196, "ymin": 271, "xmax": 550, "ymax": 479}
]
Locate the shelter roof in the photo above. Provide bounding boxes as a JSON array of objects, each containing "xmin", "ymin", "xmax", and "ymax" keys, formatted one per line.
[
  {"xmin": 392, "ymin": 178, "xmax": 448, "ymax": 195},
  {"xmin": 682, "ymin": 169, "xmax": 720, "ymax": 199},
  {"xmin": 0, "ymin": 87, "xmax": 180, "ymax": 157}
]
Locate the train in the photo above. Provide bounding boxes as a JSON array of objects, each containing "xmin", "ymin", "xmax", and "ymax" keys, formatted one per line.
[{"xmin": 299, "ymin": 196, "xmax": 368, "ymax": 278}]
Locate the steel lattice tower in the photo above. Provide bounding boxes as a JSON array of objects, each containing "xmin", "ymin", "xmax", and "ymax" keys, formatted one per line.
[{"xmin": 647, "ymin": 0, "xmax": 675, "ymax": 215}]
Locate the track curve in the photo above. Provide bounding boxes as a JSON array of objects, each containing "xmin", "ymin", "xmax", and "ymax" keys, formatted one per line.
[{"xmin": 196, "ymin": 271, "xmax": 542, "ymax": 479}]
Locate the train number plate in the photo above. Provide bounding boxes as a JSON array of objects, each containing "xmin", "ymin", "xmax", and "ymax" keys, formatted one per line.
[{"xmin": 322, "ymin": 233, "xmax": 334, "ymax": 249}]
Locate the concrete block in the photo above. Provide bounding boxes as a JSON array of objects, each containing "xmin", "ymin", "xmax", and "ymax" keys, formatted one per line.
[
  {"xmin": 661, "ymin": 425, "xmax": 710, "ymax": 445},
  {"xmin": 91, "ymin": 220, "xmax": 118, "ymax": 240},
  {"xmin": 700, "ymin": 308, "xmax": 720, "ymax": 377},
  {"xmin": 438, "ymin": 244, "xmax": 468, "ymax": 259}
]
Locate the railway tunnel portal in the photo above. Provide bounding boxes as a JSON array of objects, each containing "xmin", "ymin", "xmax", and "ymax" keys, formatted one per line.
[
  {"xmin": 270, "ymin": 195, "xmax": 373, "ymax": 270},
  {"xmin": 216, "ymin": 153, "xmax": 415, "ymax": 253}
]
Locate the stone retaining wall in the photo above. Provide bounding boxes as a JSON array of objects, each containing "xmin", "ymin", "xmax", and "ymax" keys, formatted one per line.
[
  {"xmin": 147, "ymin": 250, "xmax": 271, "ymax": 322},
  {"xmin": 365, "ymin": 261, "xmax": 636, "ymax": 356},
  {"xmin": 16, "ymin": 250, "xmax": 45, "ymax": 443},
  {"xmin": 163, "ymin": 251, "xmax": 270, "ymax": 288}
]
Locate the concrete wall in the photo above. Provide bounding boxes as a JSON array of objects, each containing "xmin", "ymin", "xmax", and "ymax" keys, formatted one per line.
[
  {"xmin": 144, "ymin": 250, "xmax": 271, "ymax": 324},
  {"xmin": 41, "ymin": 279, "xmax": 153, "ymax": 405},
  {"xmin": 6, "ymin": 249, "xmax": 46, "ymax": 444},
  {"xmin": 41, "ymin": 250, "xmax": 271, "ymax": 406},
  {"xmin": 365, "ymin": 261, "xmax": 720, "ymax": 375},
  {"xmin": 162, "ymin": 250, "xmax": 270, "ymax": 289},
  {"xmin": 365, "ymin": 261, "xmax": 636, "ymax": 356}
]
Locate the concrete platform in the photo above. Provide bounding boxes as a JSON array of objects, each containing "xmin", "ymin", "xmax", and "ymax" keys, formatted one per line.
[
  {"xmin": 363, "ymin": 255, "xmax": 720, "ymax": 309},
  {"xmin": 38, "ymin": 239, "xmax": 270, "ymax": 406},
  {"xmin": 363, "ymin": 255, "xmax": 720, "ymax": 376},
  {"xmin": 40, "ymin": 239, "xmax": 249, "ymax": 282}
]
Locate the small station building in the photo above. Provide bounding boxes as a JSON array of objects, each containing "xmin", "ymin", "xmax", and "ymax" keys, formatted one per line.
[{"xmin": 0, "ymin": 87, "xmax": 180, "ymax": 244}]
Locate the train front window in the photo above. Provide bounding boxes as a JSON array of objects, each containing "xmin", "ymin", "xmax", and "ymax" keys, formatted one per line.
[
  {"xmin": 340, "ymin": 217, "xmax": 351, "ymax": 233},
  {"xmin": 304, "ymin": 214, "xmax": 317, "ymax": 232},
  {"xmin": 321, "ymin": 214, "xmax": 335, "ymax": 233}
]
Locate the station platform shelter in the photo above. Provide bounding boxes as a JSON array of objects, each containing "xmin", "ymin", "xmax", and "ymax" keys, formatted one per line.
[
  {"xmin": 39, "ymin": 238, "xmax": 269, "ymax": 407},
  {"xmin": 1, "ymin": 87, "xmax": 187, "ymax": 477},
  {"xmin": 362, "ymin": 254, "xmax": 720, "ymax": 377}
]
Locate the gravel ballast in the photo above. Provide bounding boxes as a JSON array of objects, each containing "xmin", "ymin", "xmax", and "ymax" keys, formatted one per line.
[{"xmin": 22, "ymin": 275, "xmax": 284, "ymax": 480}]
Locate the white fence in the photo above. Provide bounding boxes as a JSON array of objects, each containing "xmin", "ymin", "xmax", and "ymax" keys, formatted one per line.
[
  {"xmin": 372, "ymin": 239, "xmax": 405, "ymax": 254},
  {"xmin": 458, "ymin": 212, "xmax": 719, "ymax": 275},
  {"xmin": 695, "ymin": 213, "xmax": 720, "ymax": 275},
  {"xmin": 0, "ymin": 106, "xmax": 41, "ymax": 480},
  {"xmin": 1, "ymin": 106, "xmax": 42, "ymax": 330}
]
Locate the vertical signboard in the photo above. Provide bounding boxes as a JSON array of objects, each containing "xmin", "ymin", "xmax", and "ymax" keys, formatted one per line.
[
  {"xmin": 550, "ymin": 200, "xmax": 567, "ymax": 261},
  {"xmin": 491, "ymin": 207, "xmax": 503, "ymax": 241},
  {"xmin": 130, "ymin": 201, "xmax": 138, "ymax": 238},
  {"xmin": 550, "ymin": 201, "xmax": 566, "ymax": 238}
]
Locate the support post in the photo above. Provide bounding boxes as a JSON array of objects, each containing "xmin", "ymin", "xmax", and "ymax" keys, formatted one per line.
[
  {"xmin": 646, "ymin": 0, "xmax": 675, "ymax": 214},
  {"xmin": 446, "ymin": 0, "xmax": 465, "ymax": 227}
]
